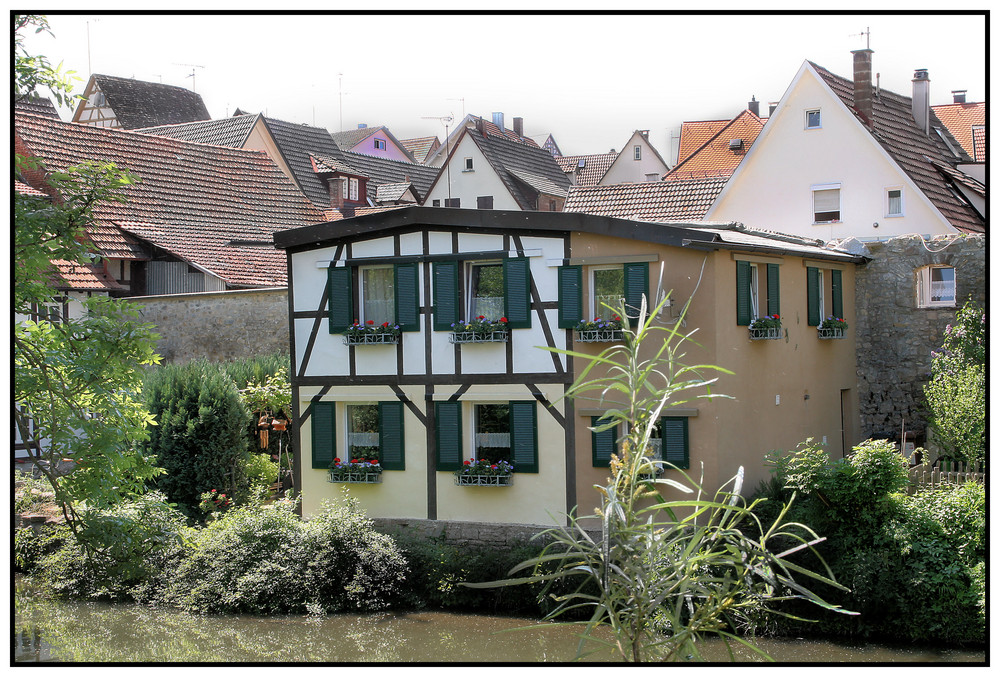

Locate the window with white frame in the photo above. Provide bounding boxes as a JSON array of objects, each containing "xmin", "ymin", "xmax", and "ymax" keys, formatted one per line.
[
  {"xmin": 467, "ymin": 261, "xmax": 505, "ymax": 319},
  {"xmin": 341, "ymin": 178, "xmax": 349, "ymax": 199},
  {"xmin": 374, "ymin": 138, "xmax": 386, "ymax": 150},
  {"xmin": 592, "ymin": 266, "xmax": 624, "ymax": 320},
  {"xmin": 886, "ymin": 187, "xmax": 904, "ymax": 217},
  {"xmin": 360, "ymin": 266, "xmax": 395, "ymax": 324},
  {"xmin": 805, "ymin": 109, "xmax": 822, "ymax": 129},
  {"xmin": 916, "ymin": 266, "xmax": 956, "ymax": 308},
  {"xmin": 812, "ymin": 184, "xmax": 841, "ymax": 223},
  {"xmin": 349, "ymin": 178, "xmax": 359, "ymax": 201},
  {"xmin": 464, "ymin": 157, "xmax": 474, "ymax": 171},
  {"xmin": 633, "ymin": 145, "xmax": 642, "ymax": 160}
]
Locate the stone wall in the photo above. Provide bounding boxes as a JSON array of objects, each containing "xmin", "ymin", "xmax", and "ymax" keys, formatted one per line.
[
  {"xmin": 854, "ymin": 234, "xmax": 985, "ymax": 445},
  {"xmin": 373, "ymin": 517, "xmax": 598, "ymax": 549},
  {"xmin": 133, "ymin": 287, "xmax": 289, "ymax": 364}
]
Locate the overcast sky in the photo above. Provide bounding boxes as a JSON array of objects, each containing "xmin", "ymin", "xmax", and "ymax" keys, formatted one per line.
[{"xmin": 22, "ymin": 10, "xmax": 988, "ymax": 162}]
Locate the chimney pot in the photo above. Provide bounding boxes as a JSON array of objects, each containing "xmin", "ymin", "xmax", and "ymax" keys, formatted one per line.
[
  {"xmin": 912, "ymin": 69, "xmax": 931, "ymax": 135},
  {"xmin": 952, "ymin": 89, "xmax": 967, "ymax": 104},
  {"xmin": 513, "ymin": 116, "xmax": 523, "ymax": 137},
  {"xmin": 768, "ymin": 102, "xmax": 778, "ymax": 117},
  {"xmin": 748, "ymin": 96, "xmax": 759, "ymax": 117},
  {"xmin": 852, "ymin": 49, "xmax": 875, "ymax": 127}
]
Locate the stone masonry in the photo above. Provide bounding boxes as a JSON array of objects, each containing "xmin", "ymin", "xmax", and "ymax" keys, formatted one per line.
[
  {"xmin": 133, "ymin": 287, "xmax": 289, "ymax": 364},
  {"xmin": 854, "ymin": 234, "xmax": 985, "ymax": 445}
]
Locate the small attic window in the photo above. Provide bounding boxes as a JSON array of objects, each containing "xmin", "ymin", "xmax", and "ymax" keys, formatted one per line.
[
  {"xmin": 577, "ymin": 159, "xmax": 586, "ymax": 168},
  {"xmin": 374, "ymin": 138, "xmax": 386, "ymax": 150},
  {"xmin": 633, "ymin": 145, "xmax": 642, "ymax": 160},
  {"xmin": 806, "ymin": 109, "xmax": 822, "ymax": 129}
]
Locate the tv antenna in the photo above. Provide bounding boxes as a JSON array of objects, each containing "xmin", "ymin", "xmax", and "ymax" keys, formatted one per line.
[
  {"xmin": 850, "ymin": 27, "xmax": 871, "ymax": 50},
  {"xmin": 447, "ymin": 97, "xmax": 465, "ymax": 119},
  {"xmin": 421, "ymin": 114, "xmax": 455, "ymax": 199},
  {"xmin": 174, "ymin": 63, "xmax": 205, "ymax": 92}
]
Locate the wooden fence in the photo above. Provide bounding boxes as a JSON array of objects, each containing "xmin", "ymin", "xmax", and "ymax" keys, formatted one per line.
[{"xmin": 907, "ymin": 460, "xmax": 986, "ymax": 492}]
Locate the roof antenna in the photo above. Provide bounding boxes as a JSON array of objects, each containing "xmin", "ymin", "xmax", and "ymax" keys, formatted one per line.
[
  {"xmin": 173, "ymin": 63, "xmax": 205, "ymax": 92},
  {"xmin": 849, "ymin": 26, "xmax": 871, "ymax": 50}
]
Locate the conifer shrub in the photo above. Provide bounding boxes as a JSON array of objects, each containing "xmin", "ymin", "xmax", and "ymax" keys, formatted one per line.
[{"xmin": 142, "ymin": 361, "xmax": 251, "ymax": 516}]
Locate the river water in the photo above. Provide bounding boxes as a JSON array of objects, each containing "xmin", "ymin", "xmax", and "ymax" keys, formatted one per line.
[{"xmin": 14, "ymin": 584, "xmax": 985, "ymax": 664}]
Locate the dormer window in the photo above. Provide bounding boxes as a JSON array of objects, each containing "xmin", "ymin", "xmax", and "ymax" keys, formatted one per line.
[
  {"xmin": 806, "ymin": 109, "xmax": 822, "ymax": 129},
  {"xmin": 374, "ymin": 138, "xmax": 386, "ymax": 150}
]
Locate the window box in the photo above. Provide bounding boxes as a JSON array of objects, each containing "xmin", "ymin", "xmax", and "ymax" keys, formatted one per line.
[
  {"xmin": 455, "ymin": 474, "xmax": 513, "ymax": 487},
  {"xmin": 328, "ymin": 471, "xmax": 382, "ymax": 484},
  {"xmin": 450, "ymin": 330, "xmax": 509, "ymax": 344},
  {"xmin": 575, "ymin": 328, "xmax": 624, "ymax": 343},
  {"xmin": 817, "ymin": 327, "xmax": 845, "ymax": 340},
  {"xmin": 344, "ymin": 332, "xmax": 399, "ymax": 346},
  {"xmin": 749, "ymin": 327, "xmax": 783, "ymax": 341}
]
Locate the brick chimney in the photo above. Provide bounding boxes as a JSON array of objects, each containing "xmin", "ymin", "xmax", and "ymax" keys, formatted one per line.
[
  {"xmin": 513, "ymin": 117, "xmax": 523, "ymax": 137},
  {"xmin": 328, "ymin": 176, "xmax": 345, "ymax": 211},
  {"xmin": 912, "ymin": 69, "xmax": 931, "ymax": 135},
  {"xmin": 852, "ymin": 48, "xmax": 874, "ymax": 126},
  {"xmin": 748, "ymin": 95, "xmax": 759, "ymax": 117}
]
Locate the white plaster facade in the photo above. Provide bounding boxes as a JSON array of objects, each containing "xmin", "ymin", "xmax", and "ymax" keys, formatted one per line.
[{"xmin": 600, "ymin": 131, "xmax": 670, "ymax": 185}]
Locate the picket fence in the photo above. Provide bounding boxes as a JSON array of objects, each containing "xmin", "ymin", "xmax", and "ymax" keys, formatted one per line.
[{"xmin": 907, "ymin": 460, "xmax": 985, "ymax": 493}]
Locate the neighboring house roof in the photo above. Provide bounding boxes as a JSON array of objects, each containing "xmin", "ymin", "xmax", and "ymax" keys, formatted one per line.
[
  {"xmin": 15, "ymin": 180, "xmax": 47, "ymax": 197},
  {"xmin": 75, "ymin": 73, "xmax": 211, "ymax": 129},
  {"xmin": 927, "ymin": 157, "xmax": 986, "ymax": 199},
  {"xmin": 336, "ymin": 151, "xmax": 441, "ymax": 205},
  {"xmin": 810, "ymin": 61, "xmax": 983, "ymax": 234},
  {"xmin": 137, "ymin": 113, "xmax": 263, "ymax": 147},
  {"xmin": 529, "ymin": 133, "xmax": 563, "ymax": 158},
  {"xmin": 429, "ymin": 125, "xmax": 570, "ymax": 210},
  {"xmin": 15, "ymin": 93, "xmax": 60, "ymax": 119},
  {"xmin": 332, "ymin": 125, "xmax": 417, "ymax": 162},
  {"xmin": 676, "ymin": 119, "xmax": 730, "ymax": 165},
  {"xmin": 400, "ymin": 136, "xmax": 441, "ymax": 163},
  {"xmin": 16, "ymin": 112, "xmax": 327, "ymax": 288},
  {"xmin": 931, "ymin": 101, "xmax": 986, "ymax": 162},
  {"xmin": 260, "ymin": 117, "xmax": 351, "ymax": 209},
  {"xmin": 665, "ymin": 109, "xmax": 765, "ymax": 181},
  {"xmin": 563, "ymin": 176, "xmax": 729, "ymax": 221},
  {"xmin": 426, "ymin": 114, "xmax": 542, "ymax": 165},
  {"xmin": 374, "ymin": 183, "xmax": 416, "ymax": 203},
  {"xmin": 556, "ymin": 152, "xmax": 619, "ymax": 187}
]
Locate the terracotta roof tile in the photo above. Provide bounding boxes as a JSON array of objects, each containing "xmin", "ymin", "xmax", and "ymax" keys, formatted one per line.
[
  {"xmin": 15, "ymin": 93, "xmax": 61, "ymax": 119},
  {"xmin": 931, "ymin": 101, "xmax": 986, "ymax": 161},
  {"xmin": 811, "ymin": 62, "xmax": 984, "ymax": 234},
  {"xmin": 15, "ymin": 180, "xmax": 47, "ymax": 197},
  {"xmin": 50, "ymin": 259, "xmax": 124, "ymax": 292},
  {"xmin": 15, "ymin": 112, "xmax": 328, "ymax": 287},
  {"xmin": 676, "ymin": 119, "xmax": 729, "ymax": 165},
  {"xmin": 665, "ymin": 110, "xmax": 764, "ymax": 181},
  {"xmin": 564, "ymin": 176, "xmax": 728, "ymax": 221}
]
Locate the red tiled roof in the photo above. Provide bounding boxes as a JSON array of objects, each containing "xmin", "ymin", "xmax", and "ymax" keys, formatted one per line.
[
  {"xmin": 50, "ymin": 259, "xmax": 124, "ymax": 292},
  {"xmin": 563, "ymin": 176, "xmax": 729, "ymax": 221},
  {"xmin": 972, "ymin": 126, "xmax": 985, "ymax": 161},
  {"xmin": 811, "ymin": 63, "xmax": 984, "ymax": 234},
  {"xmin": 931, "ymin": 101, "xmax": 986, "ymax": 161},
  {"xmin": 15, "ymin": 112, "xmax": 328, "ymax": 287},
  {"xmin": 665, "ymin": 110, "xmax": 764, "ymax": 181},
  {"xmin": 556, "ymin": 152, "xmax": 618, "ymax": 187},
  {"xmin": 15, "ymin": 180, "xmax": 47, "ymax": 197},
  {"xmin": 676, "ymin": 119, "xmax": 730, "ymax": 165}
]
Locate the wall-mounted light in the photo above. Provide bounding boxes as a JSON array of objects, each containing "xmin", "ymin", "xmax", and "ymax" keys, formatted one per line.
[{"xmin": 873, "ymin": 222, "xmax": 879, "ymax": 228}]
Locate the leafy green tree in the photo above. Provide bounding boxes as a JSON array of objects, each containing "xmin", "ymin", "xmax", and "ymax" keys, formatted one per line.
[
  {"xmin": 470, "ymin": 296, "xmax": 853, "ymax": 662},
  {"xmin": 15, "ymin": 15, "xmax": 165, "ymax": 553},
  {"xmin": 924, "ymin": 299, "xmax": 985, "ymax": 464}
]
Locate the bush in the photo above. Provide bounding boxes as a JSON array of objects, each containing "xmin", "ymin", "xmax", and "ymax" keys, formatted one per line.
[
  {"xmin": 36, "ymin": 492, "xmax": 189, "ymax": 602},
  {"xmin": 14, "ymin": 471, "xmax": 56, "ymax": 514},
  {"xmin": 241, "ymin": 453, "xmax": 279, "ymax": 498},
  {"xmin": 160, "ymin": 497, "xmax": 408, "ymax": 615},
  {"xmin": 752, "ymin": 439, "xmax": 985, "ymax": 646},
  {"xmin": 142, "ymin": 361, "xmax": 251, "ymax": 516},
  {"xmin": 15, "ymin": 523, "xmax": 68, "ymax": 574}
]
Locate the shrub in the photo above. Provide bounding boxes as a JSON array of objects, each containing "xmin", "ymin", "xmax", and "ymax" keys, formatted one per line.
[
  {"xmin": 15, "ymin": 523, "xmax": 69, "ymax": 574},
  {"xmin": 242, "ymin": 453, "xmax": 279, "ymax": 496},
  {"xmin": 142, "ymin": 361, "xmax": 250, "ymax": 516}
]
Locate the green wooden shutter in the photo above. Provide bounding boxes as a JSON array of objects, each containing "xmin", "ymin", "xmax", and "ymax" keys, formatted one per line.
[
  {"xmin": 378, "ymin": 401, "xmax": 405, "ymax": 470},
  {"xmin": 591, "ymin": 417, "xmax": 617, "ymax": 468},
  {"xmin": 311, "ymin": 401, "xmax": 336, "ymax": 469},
  {"xmin": 660, "ymin": 416, "xmax": 689, "ymax": 470},
  {"xmin": 394, "ymin": 263, "xmax": 419, "ymax": 332},
  {"xmin": 623, "ymin": 262, "xmax": 648, "ymax": 327},
  {"xmin": 831, "ymin": 269, "xmax": 843, "ymax": 319},
  {"xmin": 807, "ymin": 267, "xmax": 821, "ymax": 326},
  {"xmin": 509, "ymin": 400, "xmax": 538, "ymax": 473},
  {"xmin": 557, "ymin": 265, "xmax": 582, "ymax": 329},
  {"xmin": 328, "ymin": 266, "xmax": 353, "ymax": 333},
  {"xmin": 435, "ymin": 401, "xmax": 463, "ymax": 470},
  {"xmin": 432, "ymin": 261, "xmax": 460, "ymax": 331},
  {"xmin": 766, "ymin": 263, "xmax": 780, "ymax": 317},
  {"xmin": 503, "ymin": 257, "xmax": 532, "ymax": 329},
  {"xmin": 736, "ymin": 260, "xmax": 752, "ymax": 326}
]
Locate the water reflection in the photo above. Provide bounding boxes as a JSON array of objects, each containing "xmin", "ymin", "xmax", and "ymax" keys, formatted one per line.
[{"xmin": 14, "ymin": 582, "xmax": 985, "ymax": 664}]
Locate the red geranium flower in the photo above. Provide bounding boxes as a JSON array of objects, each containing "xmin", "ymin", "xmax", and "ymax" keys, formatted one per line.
[
  {"xmin": 500, "ymin": 317, "xmax": 507, "ymax": 323},
  {"xmin": 367, "ymin": 320, "xmax": 374, "ymax": 325},
  {"xmin": 463, "ymin": 460, "xmax": 471, "ymax": 465},
  {"xmin": 382, "ymin": 321, "xmax": 389, "ymax": 327}
]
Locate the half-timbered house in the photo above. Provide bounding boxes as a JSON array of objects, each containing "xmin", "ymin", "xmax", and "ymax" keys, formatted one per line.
[{"xmin": 275, "ymin": 207, "xmax": 865, "ymax": 525}]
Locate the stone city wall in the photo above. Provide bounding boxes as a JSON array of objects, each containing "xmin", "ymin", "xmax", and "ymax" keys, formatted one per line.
[
  {"xmin": 854, "ymin": 234, "xmax": 985, "ymax": 445},
  {"xmin": 133, "ymin": 287, "xmax": 289, "ymax": 364}
]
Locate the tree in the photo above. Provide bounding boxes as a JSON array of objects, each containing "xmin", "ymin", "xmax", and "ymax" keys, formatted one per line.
[
  {"xmin": 15, "ymin": 15, "xmax": 165, "ymax": 551},
  {"xmin": 923, "ymin": 298, "xmax": 985, "ymax": 464}
]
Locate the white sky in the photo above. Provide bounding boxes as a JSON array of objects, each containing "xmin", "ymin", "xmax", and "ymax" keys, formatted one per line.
[{"xmin": 21, "ymin": 10, "xmax": 989, "ymax": 162}]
